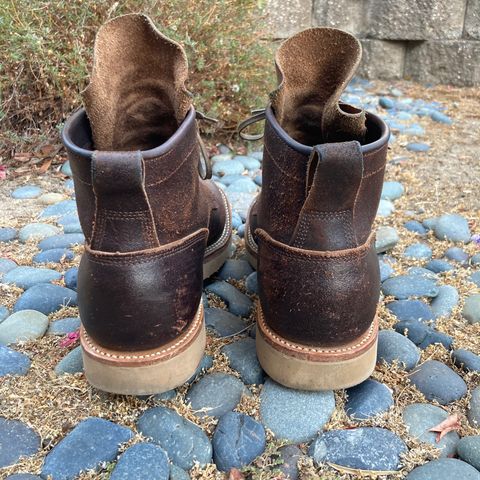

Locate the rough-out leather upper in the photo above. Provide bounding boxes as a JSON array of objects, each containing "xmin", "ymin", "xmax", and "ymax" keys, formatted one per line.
[
  {"xmin": 62, "ymin": 107, "xmax": 229, "ymax": 350},
  {"xmin": 250, "ymin": 105, "xmax": 389, "ymax": 347}
]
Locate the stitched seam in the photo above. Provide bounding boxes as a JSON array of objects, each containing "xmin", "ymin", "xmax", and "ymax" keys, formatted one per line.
[
  {"xmin": 247, "ymin": 224, "xmax": 258, "ymax": 253},
  {"xmin": 142, "ymin": 135, "xmax": 196, "ymax": 164},
  {"xmin": 93, "ymin": 211, "xmax": 107, "ymax": 251},
  {"xmin": 262, "ymin": 142, "xmax": 304, "ymax": 183},
  {"xmin": 263, "ymin": 240, "xmax": 371, "ymax": 261},
  {"xmin": 101, "ymin": 211, "xmax": 152, "ymax": 219},
  {"xmin": 145, "ymin": 143, "xmax": 197, "ymax": 187},
  {"xmin": 292, "ymin": 215, "xmax": 309, "ymax": 248},
  {"xmin": 69, "ymin": 143, "xmax": 195, "ymax": 187},
  {"xmin": 352, "ymin": 175, "xmax": 362, "ymax": 246},
  {"xmin": 343, "ymin": 216, "xmax": 356, "ymax": 247},
  {"xmin": 302, "ymin": 210, "xmax": 350, "ymax": 218},
  {"xmin": 141, "ymin": 215, "xmax": 155, "ymax": 247},
  {"xmin": 362, "ymin": 164, "xmax": 385, "ymax": 179},
  {"xmin": 73, "ymin": 175, "xmax": 92, "ymax": 186},
  {"xmin": 141, "ymin": 160, "xmax": 161, "ymax": 247},
  {"xmin": 259, "ymin": 307, "xmax": 376, "ymax": 353},
  {"xmin": 294, "ymin": 210, "xmax": 357, "ymax": 248},
  {"xmin": 205, "ymin": 187, "xmax": 231, "ymax": 255},
  {"xmin": 259, "ymin": 229, "xmax": 374, "ymax": 260},
  {"xmin": 86, "ymin": 231, "xmax": 206, "ymax": 264},
  {"xmin": 83, "ymin": 304, "xmax": 203, "ymax": 360},
  {"xmin": 265, "ymin": 123, "xmax": 310, "ymax": 182},
  {"xmin": 99, "ymin": 209, "xmax": 160, "ymax": 248},
  {"xmin": 90, "ymin": 152, "xmax": 100, "ymax": 247}
]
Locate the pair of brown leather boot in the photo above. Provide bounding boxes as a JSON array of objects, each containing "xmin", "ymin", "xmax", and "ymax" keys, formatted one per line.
[{"xmin": 62, "ymin": 14, "xmax": 388, "ymax": 395}]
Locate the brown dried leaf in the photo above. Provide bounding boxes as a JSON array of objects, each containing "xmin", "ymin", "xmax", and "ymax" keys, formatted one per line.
[
  {"xmin": 37, "ymin": 143, "xmax": 59, "ymax": 156},
  {"xmin": 429, "ymin": 413, "xmax": 461, "ymax": 442},
  {"xmin": 37, "ymin": 158, "xmax": 53, "ymax": 174}
]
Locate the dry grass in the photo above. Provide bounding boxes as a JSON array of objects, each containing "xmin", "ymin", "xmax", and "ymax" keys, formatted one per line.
[{"xmin": 0, "ymin": 0, "xmax": 274, "ymax": 153}]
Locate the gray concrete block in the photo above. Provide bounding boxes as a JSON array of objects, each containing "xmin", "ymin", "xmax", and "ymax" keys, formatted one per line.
[
  {"xmin": 465, "ymin": 0, "xmax": 480, "ymax": 39},
  {"xmin": 266, "ymin": 0, "xmax": 313, "ymax": 38},
  {"xmin": 313, "ymin": 0, "xmax": 368, "ymax": 36},
  {"xmin": 368, "ymin": 0, "xmax": 467, "ymax": 40},
  {"xmin": 358, "ymin": 39, "xmax": 406, "ymax": 80},
  {"xmin": 405, "ymin": 40, "xmax": 480, "ymax": 86}
]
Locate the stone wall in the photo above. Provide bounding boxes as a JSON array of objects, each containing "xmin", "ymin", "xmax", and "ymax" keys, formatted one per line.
[{"xmin": 266, "ymin": 0, "xmax": 480, "ymax": 86}]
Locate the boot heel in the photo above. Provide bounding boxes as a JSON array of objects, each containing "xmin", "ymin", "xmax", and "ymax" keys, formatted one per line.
[
  {"xmin": 81, "ymin": 304, "xmax": 206, "ymax": 395},
  {"xmin": 256, "ymin": 307, "xmax": 378, "ymax": 390}
]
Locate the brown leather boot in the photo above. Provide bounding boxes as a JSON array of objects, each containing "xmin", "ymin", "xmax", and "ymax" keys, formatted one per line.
[
  {"xmin": 61, "ymin": 14, "xmax": 231, "ymax": 395},
  {"xmin": 243, "ymin": 28, "xmax": 389, "ymax": 390}
]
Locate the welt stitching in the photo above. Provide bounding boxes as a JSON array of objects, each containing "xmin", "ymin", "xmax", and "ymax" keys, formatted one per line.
[
  {"xmin": 259, "ymin": 308, "xmax": 376, "ymax": 354},
  {"xmin": 205, "ymin": 188, "xmax": 231, "ymax": 255},
  {"xmin": 82, "ymin": 304, "xmax": 203, "ymax": 360}
]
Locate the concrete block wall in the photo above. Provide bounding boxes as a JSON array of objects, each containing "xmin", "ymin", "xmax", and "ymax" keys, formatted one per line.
[{"xmin": 266, "ymin": 0, "xmax": 480, "ymax": 86}]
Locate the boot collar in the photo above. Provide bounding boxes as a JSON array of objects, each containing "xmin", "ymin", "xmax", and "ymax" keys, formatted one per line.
[
  {"xmin": 264, "ymin": 105, "xmax": 390, "ymax": 156},
  {"xmin": 62, "ymin": 106, "xmax": 197, "ymax": 160}
]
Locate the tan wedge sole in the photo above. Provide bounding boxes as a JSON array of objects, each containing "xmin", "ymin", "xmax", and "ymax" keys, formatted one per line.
[
  {"xmin": 256, "ymin": 307, "xmax": 378, "ymax": 390},
  {"xmin": 203, "ymin": 238, "xmax": 231, "ymax": 279},
  {"xmin": 81, "ymin": 304, "xmax": 206, "ymax": 395}
]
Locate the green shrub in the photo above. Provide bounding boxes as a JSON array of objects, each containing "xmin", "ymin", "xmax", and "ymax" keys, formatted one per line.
[{"xmin": 0, "ymin": 0, "xmax": 274, "ymax": 136}]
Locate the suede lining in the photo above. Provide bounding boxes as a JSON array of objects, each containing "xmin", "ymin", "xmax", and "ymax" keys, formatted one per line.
[
  {"xmin": 83, "ymin": 14, "xmax": 191, "ymax": 151},
  {"xmin": 270, "ymin": 27, "xmax": 366, "ymax": 146}
]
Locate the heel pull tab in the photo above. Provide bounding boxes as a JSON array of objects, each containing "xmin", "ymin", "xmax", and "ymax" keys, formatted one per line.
[
  {"xmin": 90, "ymin": 150, "xmax": 160, "ymax": 252},
  {"xmin": 290, "ymin": 141, "xmax": 364, "ymax": 251}
]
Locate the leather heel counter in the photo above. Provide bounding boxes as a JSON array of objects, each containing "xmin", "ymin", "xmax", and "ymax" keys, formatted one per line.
[
  {"xmin": 257, "ymin": 228, "xmax": 379, "ymax": 347},
  {"xmin": 78, "ymin": 229, "xmax": 208, "ymax": 351}
]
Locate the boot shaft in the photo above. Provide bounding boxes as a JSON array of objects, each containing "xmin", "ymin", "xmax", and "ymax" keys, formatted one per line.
[
  {"xmin": 62, "ymin": 107, "xmax": 226, "ymax": 249},
  {"xmin": 256, "ymin": 106, "xmax": 389, "ymax": 248},
  {"xmin": 247, "ymin": 27, "xmax": 389, "ymax": 349},
  {"xmin": 61, "ymin": 14, "xmax": 230, "ymax": 353}
]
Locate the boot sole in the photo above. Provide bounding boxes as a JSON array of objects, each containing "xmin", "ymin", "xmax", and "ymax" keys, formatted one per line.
[
  {"xmin": 256, "ymin": 305, "xmax": 378, "ymax": 390},
  {"xmin": 81, "ymin": 303, "xmax": 206, "ymax": 395},
  {"xmin": 203, "ymin": 186, "xmax": 232, "ymax": 279}
]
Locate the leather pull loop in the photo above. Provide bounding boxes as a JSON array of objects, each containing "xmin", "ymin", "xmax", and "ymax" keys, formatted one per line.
[
  {"xmin": 237, "ymin": 109, "xmax": 266, "ymax": 141},
  {"xmin": 290, "ymin": 141, "xmax": 364, "ymax": 251},
  {"xmin": 90, "ymin": 150, "xmax": 160, "ymax": 252},
  {"xmin": 304, "ymin": 141, "xmax": 364, "ymax": 212},
  {"xmin": 92, "ymin": 150, "xmax": 144, "ymax": 194}
]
